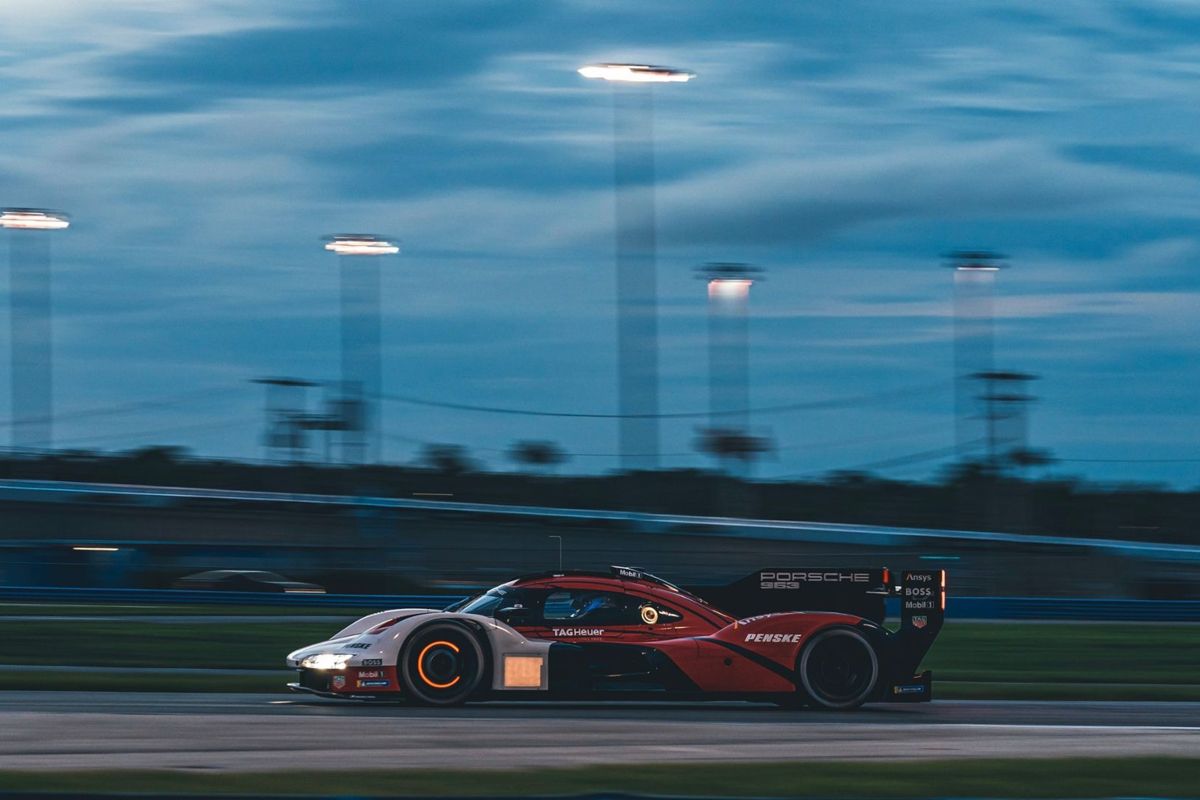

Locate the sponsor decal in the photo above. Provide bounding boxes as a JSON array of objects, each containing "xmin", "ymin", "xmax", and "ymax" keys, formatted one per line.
[
  {"xmin": 361, "ymin": 658, "xmax": 383, "ymax": 667},
  {"xmin": 331, "ymin": 675, "xmax": 346, "ymax": 690},
  {"xmin": 615, "ymin": 567, "xmax": 641, "ymax": 579},
  {"xmin": 345, "ymin": 642, "xmax": 371, "ymax": 649},
  {"xmin": 892, "ymin": 684, "xmax": 926, "ymax": 695},
  {"xmin": 745, "ymin": 632, "xmax": 803, "ymax": 643},
  {"xmin": 911, "ymin": 615, "xmax": 928, "ymax": 630},
  {"xmin": 357, "ymin": 679, "xmax": 390, "ymax": 688},
  {"xmin": 357, "ymin": 670, "xmax": 382, "ymax": 679},
  {"xmin": 552, "ymin": 627, "xmax": 605, "ymax": 637},
  {"xmin": 737, "ymin": 613, "xmax": 781, "ymax": 626},
  {"xmin": 760, "ymin": 571, "xmax": 870, "ymax": 589}
]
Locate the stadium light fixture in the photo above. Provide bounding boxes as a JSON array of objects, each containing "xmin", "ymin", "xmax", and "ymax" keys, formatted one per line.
[
  {"xmin": 578, "ymin": 63, "xmax": 695, "ymax": 83},
  {"xmin": 323, "ymin": 234, "xmax": 399, "ymax": 256},
  {"xmin": 0, "ymin": 208, "xmax": 70, "ymax": 231}
]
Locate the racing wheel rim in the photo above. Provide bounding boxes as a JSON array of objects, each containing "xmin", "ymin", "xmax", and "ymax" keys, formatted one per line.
[
  {"xmin": 798, "ymin": 627, "xmax": 878, "ymax": 710},
  {"xmin": 400, "ymin": 623, "xmax": 486, "ymax": 705}
]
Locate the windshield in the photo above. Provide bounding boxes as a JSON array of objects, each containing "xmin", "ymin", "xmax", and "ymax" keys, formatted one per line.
[{"xmin": 445, "ymin": 588, "xmax": 507, "ymax": 616}]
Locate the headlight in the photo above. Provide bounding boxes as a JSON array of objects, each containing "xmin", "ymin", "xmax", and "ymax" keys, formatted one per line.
[{"xmin": 300, "ymin": 653, "xmax": 353, "ymax": 670}]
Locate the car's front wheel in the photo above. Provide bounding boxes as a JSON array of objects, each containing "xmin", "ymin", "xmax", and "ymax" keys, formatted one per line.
[
  {"xmin": 398, "ymin": 622, "xmax": 487, "ymax": 706},
  {"xmin": 796, "ymin": 626, "xmax": 878, "ymax": 710}
]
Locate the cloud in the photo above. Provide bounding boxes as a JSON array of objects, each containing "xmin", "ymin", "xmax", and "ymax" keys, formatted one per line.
[
  {"xmin": 655, "ymin": 140, "xmax": 1198, "ymax": 249},
  {"xmin": 4, "ymin": 0, "xmax": 1200, "ymax": 481},
  {"xmin": 104, "ymin": 2, "xmax": 542, "ymax": 98}
]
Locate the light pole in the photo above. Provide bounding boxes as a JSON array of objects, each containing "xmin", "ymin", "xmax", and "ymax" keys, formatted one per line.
[
  {"xmin": 947, "ymin": 251, "xmax": 1005, "ymax": 460},
  {"xmin": 323, "ymin": 234, "xmax": 399, "ymax": 465},
  {"xmin": 579, "ymin": 63, "xmax": 694, "ymax": 472},
  {"xmin": 696, "ymin": 263, "xmax": 765, "ymax": 476},
  {"xmin": 1, "ymin": 208, "xmax": 69, "ymax": 453},
  {"xmin": 699, "ymin": 263, "xmax": 759, "ymax": 422}
]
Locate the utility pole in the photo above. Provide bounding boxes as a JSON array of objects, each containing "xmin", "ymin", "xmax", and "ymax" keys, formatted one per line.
[
  {"xmin": 252, "ymin": 377, "xmax": 318, "ymax": 463},
  {"xmin": 974, "ymin": 370, "xmax": 1038, "ymax": 473}
]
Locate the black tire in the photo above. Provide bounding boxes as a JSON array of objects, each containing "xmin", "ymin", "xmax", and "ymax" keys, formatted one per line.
[
  {"xmin": 796, "ymin": 626, "xmax": 879, "ymax": 710},
  {"xmin": 399, "ymin": 622, "xmax": 487, "ymax": 706}
]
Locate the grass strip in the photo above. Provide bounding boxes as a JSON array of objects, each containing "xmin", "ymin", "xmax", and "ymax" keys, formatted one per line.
[
  {"xmin": 0, "ymin": 670, "xmax": 289, "ymax": 693},
  {"xmin": 6, "ymin": 620, "xmax": 1199, "ymax": 681},
  {"xmin": 926, "ymin": 622, "xmax": 1200, "ymax": 685},
  {"xmin": 0, "ymin": 621, "xmax": 338, "ymax": 669},
  {"xmin": 1, "ymin": 757, "xmax": 1199, "ymax": 797},
  {"xmin": 937, "ymin": 680, "xmax": 1200, "ymax": 701},
  {"xmin": 2, "ymin": 669, "xmax": 1196, "ymax": 700}
]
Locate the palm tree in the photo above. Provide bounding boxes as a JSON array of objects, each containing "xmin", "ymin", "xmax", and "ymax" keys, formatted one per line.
[
  {"xmin": 507, "ymin": 440, "xmax": 568, "ymax": 474},
  {"xmin": 694, "ymin": 427, "xmax": 773, "ymax": 468},
  {"xmin": 418, "ymin": 443, "xmax": 476, "ymax": 475}
]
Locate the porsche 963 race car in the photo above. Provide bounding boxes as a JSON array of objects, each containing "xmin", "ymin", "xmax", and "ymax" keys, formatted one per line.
[{"xmin": 287, "ymin": 565, "xmax": 946, "ymax": 710}]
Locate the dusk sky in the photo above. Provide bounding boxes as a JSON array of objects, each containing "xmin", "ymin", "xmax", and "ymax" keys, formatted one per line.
[{"xmin": 3, "ymin": 1, "xmax": 1200, "ymax": 486}]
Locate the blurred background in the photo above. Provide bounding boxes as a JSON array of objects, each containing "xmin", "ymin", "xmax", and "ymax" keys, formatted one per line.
[{"xmin": 1, "ymin": 0, "xmax": 1198, "ymax": 702}]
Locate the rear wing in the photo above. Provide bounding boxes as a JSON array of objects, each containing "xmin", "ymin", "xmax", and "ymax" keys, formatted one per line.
[
  {"xmin": 696, "ymin": 568, "xmax": 889, "ymax": 623},
  {"xmin": 694, "ymin": 567, "xmax": 947, "ymax": 632}
]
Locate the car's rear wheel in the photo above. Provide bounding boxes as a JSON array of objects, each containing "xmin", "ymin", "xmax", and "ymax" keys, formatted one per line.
[
  {"xmin": 399, "ymin": 622, "xmax": 487, "ymax": 706},
  {"xmin": 797, "ymin": 627, "xmax": 878, "ymax": 710}
]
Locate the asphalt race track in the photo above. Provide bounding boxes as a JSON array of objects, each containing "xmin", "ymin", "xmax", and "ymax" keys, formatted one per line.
[{"xmin": 1, "ymin": 693, "xmax": 1198, "ymax": 772}]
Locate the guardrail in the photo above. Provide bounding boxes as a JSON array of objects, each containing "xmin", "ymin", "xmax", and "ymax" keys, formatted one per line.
[
  {"xmin": 943, "ymin": 596, "xmax": 1200, "ymax": 622},
  {"xmin": 1, "ymin": 585, "xmax": 1198, "ymax": 621},
  {"xmin": 5, "ymin": 477, "xmax": 1200, "ymax": 561}
]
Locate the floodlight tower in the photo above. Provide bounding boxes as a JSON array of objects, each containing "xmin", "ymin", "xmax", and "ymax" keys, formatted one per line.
[
  {"xmin": 697, "ymin": 263, "xmax": 762, "ymax": 460},
  {"xmin": 579, "ymin": 63, "xmax": 694, "ymax": 471},
  {"xmin": 947, "ymin": 251, "xmax": 1006, "ymax": 459},
  {"xmin": 1, "ymin": 208, "xmax": 70, "ymax": 452},
  {"xmin": 323, "ymin": 234, "xmax": 399, "ymax": 465}
]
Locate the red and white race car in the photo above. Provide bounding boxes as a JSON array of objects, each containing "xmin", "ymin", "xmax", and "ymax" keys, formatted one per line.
[{"xmin": 287, "ymin": 565, "xmax": 945, "ymax": 710}]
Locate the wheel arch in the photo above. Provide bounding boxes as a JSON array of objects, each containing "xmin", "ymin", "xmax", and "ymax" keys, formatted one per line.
[
  {"xmin": 794, "ymin": 622, "xmax": 881, "ymax": 710},
  {"xmin": 397, "ymin": 618, "xmax": 493, "ymax": 705}
]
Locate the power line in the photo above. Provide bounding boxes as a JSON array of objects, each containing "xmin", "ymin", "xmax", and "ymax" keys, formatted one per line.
[
  {"xmin": 839, "ymin": 443, "xmax": 966, "ymax": 472},
  {"xmin": 767, "ymin": 438, "xmax": 989, "ymax": 480},
  {"xmin": 772, "ymin": 420, "xmax": 950, "ymax": 454},
  {"xmin": 832, "ymin": 436, "xmax": 994, "ymax": 473},
  {"xmin": 376, "ymin": 382, "xmax": 946, "ymax": 420},
  {"xmin": 51, "ymin": 417, "xmax": 255, "ymax": 448},
  {"xmin": 1056, "ymin": 457, "xmax": 1200, "ymax": 464},
  {"xmin": 0, "ymin": 385, "xmax": 243, "ymax": 429}
]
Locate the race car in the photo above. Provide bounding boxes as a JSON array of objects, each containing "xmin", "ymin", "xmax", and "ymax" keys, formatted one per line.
[{"xmin": 286, "ymin": 565, "xmax": 945, "ymax": 710}]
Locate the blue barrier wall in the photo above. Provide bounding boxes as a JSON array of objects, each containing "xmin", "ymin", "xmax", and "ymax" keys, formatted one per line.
[{"xmin": 2, "ymin": 586, "xmax": 1197, "ymax": 621}]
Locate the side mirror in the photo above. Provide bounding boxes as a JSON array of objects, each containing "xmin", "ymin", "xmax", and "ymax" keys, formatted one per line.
[{"xmin": 497, "ymin": 606, "xmax": 533, "ymax": 626}]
